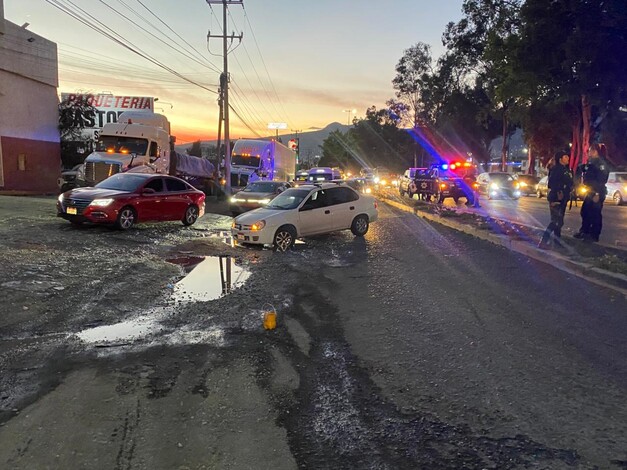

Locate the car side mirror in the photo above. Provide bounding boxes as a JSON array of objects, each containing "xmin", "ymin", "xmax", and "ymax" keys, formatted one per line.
[{"xmin": 142, "ymin": 187, "xmax": 156, "ymax": 195}]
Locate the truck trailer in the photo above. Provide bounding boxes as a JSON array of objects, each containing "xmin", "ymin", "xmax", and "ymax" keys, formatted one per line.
[{"xmin": 230, "ymin": 139, "xmax": 296, "ymax": 190}]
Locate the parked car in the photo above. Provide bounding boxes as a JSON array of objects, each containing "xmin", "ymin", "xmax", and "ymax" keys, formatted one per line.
[
  {"xmin": 536, "ymin": 176, "xmax": 549, "ymax": 198},
  {"xmin": 231, "ymin": 182, "xmax": 379, "ymax": 251},
  {"xmin": 229, "ymin": 181, "xmax": 290, "ymax": 215},
  {"xmin": 476, "ymin": 172, "xmax": 521, "ymax": 199},
  {"xmin": 606, "ymin": 172, "xmax": 627, "ymax": 205},
  {"xmin": 515, "ymin": 174, "xmax": 540, "ymax": 196},
  {"xmin": 57, "ymin": 173, "xmax": 205, "ymax": 230}
]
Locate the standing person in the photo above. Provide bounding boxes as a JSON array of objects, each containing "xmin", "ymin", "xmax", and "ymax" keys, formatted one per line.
[
  {"xmin": 538, "ymin": 151, "xmax": 573, "ymax": 249},
  {"xmin": 574, "ymin": 143, "xmax": 610, "ymax": 242}
]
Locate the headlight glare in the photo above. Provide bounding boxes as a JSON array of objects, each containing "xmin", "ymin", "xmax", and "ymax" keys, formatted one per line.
[{"xmin": 89, "ymin": 198, "xmax": 114, "ymax": 207}]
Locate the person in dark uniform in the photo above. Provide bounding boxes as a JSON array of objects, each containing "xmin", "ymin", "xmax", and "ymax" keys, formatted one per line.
[
  {"xmin": 574, "ymin": 143, "xmax": 610, "ymax": 242},
  {"xmin": 538, "ymin": 151, "xmax": 573, "ymax": 249}
]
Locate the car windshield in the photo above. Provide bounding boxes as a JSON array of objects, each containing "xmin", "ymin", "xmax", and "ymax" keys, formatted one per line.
[
  {"xmin": 232, "ymin": 154, "xmax": 260, "ymax": 167},
  {"xmin": 490, "ymin": 173, "xmax": 514, "ymax": 182},
  {"xmin": 96, "ymin": 136, "xmax": 149, "ymax": 156},
  {"xmin": 615, "ymin": 173, "xmax": 627, "ymax": 182},
  {"xmin": 95, "ymin": 174, "xmax": 147, "ymax": 191},
  {"xmin": 242, "ymin": 182, "xmax": 280, "ymax": 192},
  {"xmin": 265, "ymin": 188, "xmax": 310, "ymax": 210}
]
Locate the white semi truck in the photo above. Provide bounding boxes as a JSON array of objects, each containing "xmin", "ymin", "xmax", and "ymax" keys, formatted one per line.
[
  {"xmin": 230, "ymin": 139, "xmax": 296, "ymax": 190},
  {"xmin": 73, "ymin": 112, "xmax": 214, "ymax": 187}
]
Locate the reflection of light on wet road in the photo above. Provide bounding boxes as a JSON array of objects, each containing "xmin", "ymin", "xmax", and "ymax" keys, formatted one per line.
[
  {"xmin": 171, "ymin": 256, "xmax": 251, "ymax": 302},
  {"xmin": 77, "ymin": 315, "xmax": 164, "ymax": 344}
]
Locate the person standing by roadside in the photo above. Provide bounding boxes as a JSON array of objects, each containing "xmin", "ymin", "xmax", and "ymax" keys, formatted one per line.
[
  {"xmin": 574, "ymin": 143, "xmax": 610, "ymax": 242},
  {"xmin": 539, "ymin": 151, "xmax": 573, "ymax": 249}
]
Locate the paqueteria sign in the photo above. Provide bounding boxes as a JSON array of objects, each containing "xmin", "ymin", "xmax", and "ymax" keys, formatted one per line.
[{"xmin": 60, "ymin": 93, "xmax": 155, "ymax": 140}]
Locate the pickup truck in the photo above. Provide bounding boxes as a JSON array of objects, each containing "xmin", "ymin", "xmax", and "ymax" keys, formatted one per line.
[{"xmin": 400, "ymin": 165, "xmax": 477, "ymax": 205}]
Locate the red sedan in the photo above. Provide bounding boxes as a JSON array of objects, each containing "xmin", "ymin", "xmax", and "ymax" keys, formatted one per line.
[{"xmin": 57, "ymin": 173, "xmax": 205, "ymax": 230}]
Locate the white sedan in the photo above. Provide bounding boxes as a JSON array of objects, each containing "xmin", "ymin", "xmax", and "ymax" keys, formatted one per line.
[{"xmin": 231, "ymin": 182, "xmax": 379, "ymax": 251}]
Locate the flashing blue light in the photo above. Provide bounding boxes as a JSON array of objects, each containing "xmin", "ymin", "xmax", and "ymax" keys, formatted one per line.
[{"xmin": 441, "ymin": 164, "xmax": 449, "ymax": 170}]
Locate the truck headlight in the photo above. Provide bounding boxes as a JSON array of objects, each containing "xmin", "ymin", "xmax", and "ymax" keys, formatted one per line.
[
  {"xmin": 490, "ymin": 182, "xmax": 500, "ymax": 190},
  {"xmin": 89, "ymin": 198, "xmax": 114, "ymax": 207}
]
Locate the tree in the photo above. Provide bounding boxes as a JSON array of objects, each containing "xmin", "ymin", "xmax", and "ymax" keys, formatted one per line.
[{"xmin": 58, "ymin": 95, "xmax": 97, "ymax": 168}]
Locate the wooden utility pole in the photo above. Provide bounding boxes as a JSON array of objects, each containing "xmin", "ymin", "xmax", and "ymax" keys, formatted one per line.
[{"xmin": 207, "ymin": 0, "xmax": 243, "ymax": 195}]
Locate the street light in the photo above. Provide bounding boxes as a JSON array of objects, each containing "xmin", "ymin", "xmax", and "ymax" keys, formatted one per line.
[{"xmin": 343, "ymin": 109, "xmax": 357, "ymax": 126}]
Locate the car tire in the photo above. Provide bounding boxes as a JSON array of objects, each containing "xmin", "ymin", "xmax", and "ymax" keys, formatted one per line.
[
  {"xmin": 116, "ymin": 206, "xmax": 136, "ymax": 230},
  {"xmin": 273, "ymin": 225, "xmax": 296, "ymax": 252},
  {"xmin": 613, "ymin": 191, "xmax": 623, "ymax": 206},
  {"xmin": 182, "ymin": 205, "xmax": 199, "ymax": 226},
  {"xmin": 351, "ymin": 214, "xmax": 369, "ymax": 236}
]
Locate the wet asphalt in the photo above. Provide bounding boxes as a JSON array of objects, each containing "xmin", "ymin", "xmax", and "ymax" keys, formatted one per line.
[{"xmin": 0, "ymin": 195, "xmax": 626, "ymax": 469}]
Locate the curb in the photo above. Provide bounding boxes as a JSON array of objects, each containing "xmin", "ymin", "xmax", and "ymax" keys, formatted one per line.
[{"xmin": 382, "ymin": 198, "xmax": 627, "ymax": 297}]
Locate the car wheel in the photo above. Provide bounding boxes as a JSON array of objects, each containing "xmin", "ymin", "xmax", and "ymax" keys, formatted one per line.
[
  {"xmin": 273, "ymin": 225, "xmax": 296, "ymax": 252},
  {"xmin": 182, "ymin": 205, "xmax": 199, "ymax": 226},
  {"xmin": 613, "ymin": 191, "xmax": 623, "ymax": 206},
  {"xmin": 351, "ymin": 214, "xmax": 369, "ymax": 236},
  {"xmin": 116, "ymin": 206, "xmax": 136, "ymax": 230}
]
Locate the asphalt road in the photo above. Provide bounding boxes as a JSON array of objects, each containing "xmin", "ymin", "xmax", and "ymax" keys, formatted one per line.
[
  {"xmin": 1, "ymin": 196, "xmax": 626, "ymax": 469},
  {"xmin": 442, "ymin": 193, "xmax": 627, "ymax": 247}
]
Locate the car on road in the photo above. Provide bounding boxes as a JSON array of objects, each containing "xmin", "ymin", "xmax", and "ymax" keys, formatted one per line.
[
  {"xmin": 536, "ymin": 176, "xmax": 549, "ymax": 198},
  {"xmin": 57, "ymin": 173, "xmax": 205, "ymax": 230},
  {"xmin": 292, "ymin": 170, "xmax": 310, "ymax": 188},
  {"xmin": 515, "ymin": 174, "xmax": 540, "ymax": 196},
  {"xmin": 231, "ymin": 182, "xmax": 378, "ymax": 251},
  {"xmin": 229, "ymin": 181, "xmax": 290, "ymax": 215},
  {"xmin": 476, "ymin": 172, "xmax": 521, "ymax": 199},
  {"xmin": 345, "ymin": 177, "xmax": 375, "ymax": 195},
  {"xmin": 606, "ymin": 171, "xmax": 627, "ymax": 205}
]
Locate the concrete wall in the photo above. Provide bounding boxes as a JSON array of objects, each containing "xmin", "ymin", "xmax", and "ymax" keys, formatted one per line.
[{"xmin": 0, "ymin": 11, "xmax": 60, "ymax": 192}]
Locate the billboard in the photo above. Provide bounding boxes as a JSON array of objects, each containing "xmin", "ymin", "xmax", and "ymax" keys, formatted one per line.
[{"xmin": 60, "ymin": 93, "xmax": 155, "ymax": 141}]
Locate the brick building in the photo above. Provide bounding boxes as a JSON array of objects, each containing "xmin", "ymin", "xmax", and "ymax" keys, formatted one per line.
[{"xmin": 0, "ymin": 0, "xmax": 60, "ymax": 193}]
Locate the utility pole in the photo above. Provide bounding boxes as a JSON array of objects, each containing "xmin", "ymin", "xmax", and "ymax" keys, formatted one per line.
[
  {"xmin": 207, "ymin": 0, "xmax": 243, "ymax": 195},
  {"xmin": 291, "ymin": 129, "xmax": 302, "ymax": 168}
]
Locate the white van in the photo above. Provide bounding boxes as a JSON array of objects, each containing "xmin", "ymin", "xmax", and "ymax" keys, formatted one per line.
[{"xmin": 307, "ymin": 167, "xmax": 342, "ymax": 182}]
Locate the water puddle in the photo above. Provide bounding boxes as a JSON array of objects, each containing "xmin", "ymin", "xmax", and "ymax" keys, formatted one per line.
[
  {"xmin": 168, "ymin": 255, "xmax": 251, "ymax": 302},
  {"xmin": 77, "ymin": 315, "xmax": 164, "ymax": 344}
]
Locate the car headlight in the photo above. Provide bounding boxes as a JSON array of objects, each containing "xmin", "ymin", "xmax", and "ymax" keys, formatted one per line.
[
  {"xmin": 519, "ymin": 182, "xmax": 527, "ymax": 187},
  {"xmin": 374, "ymin": 177, "xmax": 380, "ymax": 183},
  {"xmin": 579, "ymin": 186, "xmax": 588, "ymax": 194},
  {"xmin": 251, "ymin": 220, "xmax": 266, "ymax": 231},
  {"xmin": 258, "ymin": 198, "xmax": 271, "ymax": 205},
  {"xmin": 380, "ymin": 179, "xmax": 387, "ymax": 186},
  {"xmin": 490, "ymin": 182, "xmax": 500, "ymax": 190},
  {"xmin": 230, "ymin": 197, "xmax": 245, "ymax": 203},
  {"xmin": 89, "ymin": 198, "xmax": 114, "ymax": 207},
  {"xmin": 57, "ymin": 194, "xmax": 64, "ymax": 203},
  {"xmin": 365, "ymin": 187, "xmax": 372, "ymax": 194}
]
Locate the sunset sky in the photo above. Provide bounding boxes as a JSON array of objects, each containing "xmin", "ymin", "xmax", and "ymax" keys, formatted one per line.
[{"xmin": 5, "ymin": 0, "xmax": 463, "ymax": 144}]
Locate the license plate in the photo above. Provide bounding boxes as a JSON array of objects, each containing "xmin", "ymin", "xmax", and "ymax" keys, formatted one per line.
[
  {"xmin": 66, "ymin": 207, "xmax": 77, "ymax": 215},
  {"xmin": 237, "ymin": 233, "xmax": 245, "ymax": 240}
]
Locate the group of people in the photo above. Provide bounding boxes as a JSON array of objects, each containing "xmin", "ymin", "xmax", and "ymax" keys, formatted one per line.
[{"xmin": 539, "ymin": 143, "xmax": 610, "ymax": 249}]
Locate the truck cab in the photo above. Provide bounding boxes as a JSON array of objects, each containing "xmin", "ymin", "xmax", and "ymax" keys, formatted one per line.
[{"xmin": 83, "ymin": 112, "xmax": 172, "ymax": 185}]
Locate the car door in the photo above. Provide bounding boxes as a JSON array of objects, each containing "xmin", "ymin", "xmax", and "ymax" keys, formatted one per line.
[
  {"xmin": 163, "ymin": 177, "xmax": 191, "ymax": 220},
  {"xmin": 297, "ymin": 189, "xmax": 334, "ymax": 236},
  {"xmin": 325, "ymin": 187, "xmax": 360, "ymax": 230},
  {"xmin": 137, "ymin": 177, "xmax": 166, "ymax": 221}
]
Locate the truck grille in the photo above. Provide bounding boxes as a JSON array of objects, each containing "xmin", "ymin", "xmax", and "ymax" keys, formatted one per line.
[{"xmin": 85, "ymin": 162, "xmax": 121, "ymax": 184}]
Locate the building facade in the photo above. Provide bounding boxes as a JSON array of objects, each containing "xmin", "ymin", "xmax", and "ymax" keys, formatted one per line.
[{"xmin": 0, "ymin": 0, "xmax": 60, "ymax": 193}]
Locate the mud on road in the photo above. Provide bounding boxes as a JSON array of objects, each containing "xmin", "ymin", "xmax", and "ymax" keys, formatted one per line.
[{"xmin": 0, "ymin": 196, "xmax": 625, "ymax": 469}]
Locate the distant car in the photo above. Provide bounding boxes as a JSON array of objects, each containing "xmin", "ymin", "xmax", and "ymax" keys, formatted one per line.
[
  {"xmin": 476, "ymin": 172, "xmax": 521, "ymax": 199},
  {"xmin": 536, "ymin": 176, "xmax": 548, "ymax": 198},
  {"xmin": 345, "ymin": 177, "xmax": 374, "ymax": 195},
  {"xmin": 292, "ymin": 170, "xmax": 311, "ymax": 188},
  {"xmin": 57, "ymin": 173, "xmax": 205, "ymax": 230},
  {"xmin": 229, "ymin": 181, "xmax": 290, "ymax": 215},
  {"xmin": 57, "ymin": 164, "xmax": 85, "ymax": 193},
  {"xmin": 606, "ymin": 172, "xmax": 627, "ymax": 205},
  {"xmin": 516, "ymin": 174, "xmax": 540, "ymax": 196},
  {"xmin": 231, "ymin": 182, "xmax": 379, "ymax": 251}
]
